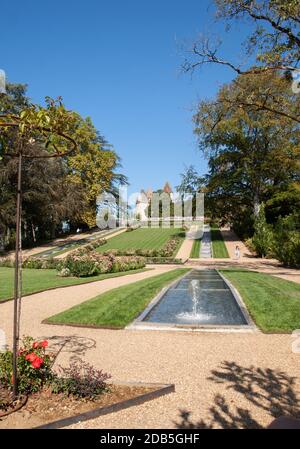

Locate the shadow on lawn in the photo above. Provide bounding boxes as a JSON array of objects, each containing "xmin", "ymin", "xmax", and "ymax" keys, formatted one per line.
[{"xmin": 175, "ymin": 361, "xmax": 300, "ymax": 429}]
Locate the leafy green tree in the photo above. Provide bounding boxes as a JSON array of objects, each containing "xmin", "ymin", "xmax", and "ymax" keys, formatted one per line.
[
  {"xmin": 273, "ymin": 212, "xmax": 300, "ymax": 267},
  {"xmin": 194, "ymin": 71, "xmax": 300, "ymax": 229},
  {"xmin": 252, "ymin": 204, "xmax": 274, "ymax": 257},
  {"xmin": 183, "ymin": 0, "xmax": 300, "ymax": 123},
  {"xmin": 0, "ymin": 83, "xmax": 126, "ymax": 248}
]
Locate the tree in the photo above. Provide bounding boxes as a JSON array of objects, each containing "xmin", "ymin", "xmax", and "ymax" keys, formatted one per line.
[
  {"xmin": 0, "ymin": 83, "xmax": 127, "ymax": 245},
  {"xmin": 65, "ymin": 116, "xmax": 127, "ymax": 228},
  {"xmin": 0, "ymin": 93, "xmax": 79, "ymax": 397},
  {"xmin": 176, "ymin": 165, "xmax": 205, "ymax": 219},
  {"xmin": 183, "ymin": 0, "xmax": 300, "ymax": 122},
  {"xmin": 193, "ymin": 71, "xmax": 300, "ymax": 231},
  {"xmin": 273, "ymin": 212, "xmax": 300, "ymax": 267},
  {"xmin": 252, "ymin": 203, "xmax": 274, "ymax": 257}
]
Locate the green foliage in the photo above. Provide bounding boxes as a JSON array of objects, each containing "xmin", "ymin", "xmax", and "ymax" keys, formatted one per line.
[
  {"xmin": 194, "ymin": 71, "xmax": 299, "ymax": 229},
  {"xmin": 273, "ymin": 213, "xmax": 300, "ymax": 267},
  {"xmin": 58, "ymin": 251, "xmax": 145, "ymax": 277},
  {"xmin": 51, "ymin": 359, "xmax": 111, "ymax": 399},
  {"xmin": 0, "ymin": 337, "xmax": 53, "ymax": 394},
  {"xmin": 0, "ymin": 257, "xmax": 60, "ymax": 270},
  {"xmin": 0, "ymin": 83, "xmax": 126, "ymax": 248},
  {"xmin": 252, "ymin": 205, "xmax": 274, "ymax": 257},
  {"xmin": 214, "ymin": 0, "xmax": 300, "ymax": 71},
  {"xmin": 0, "ymin": 336, "xmax": 111, "ymax": 402}
]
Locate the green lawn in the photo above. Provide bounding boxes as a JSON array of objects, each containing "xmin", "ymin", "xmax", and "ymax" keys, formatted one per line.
[
  {"xmin": 221, "ymin": 269, "xmax": 300, "ymax": 333},
  {"xmin": 46, "ymin": 268, "xmax": 190, "ymax": 328},
  {"xmin": 190, "ymin": 239, "xmax": 201, "ymax": 258},
  {"xmin": 211, "ymin": 225, "xmax": 229, "ymax": 258},
  {"xmin": 0, "ymin": 267, "xmax": 150, "ymax": 302},
  {"xmin": 96, "ymin": 228, "xmax": 185, "ymax": 254}
]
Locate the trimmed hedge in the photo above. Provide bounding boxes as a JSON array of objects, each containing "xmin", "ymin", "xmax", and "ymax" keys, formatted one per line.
[
  {"xmin": 0, "ymin": 257, "xmax": 60, "ymax": 269},
  {"xmin": 57, "ymin": 251, "xmax": 146, "ymax": 277}
]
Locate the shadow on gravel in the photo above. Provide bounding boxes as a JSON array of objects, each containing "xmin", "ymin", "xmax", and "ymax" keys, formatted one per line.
[
  {"xmin": 40, "ymin": 335, "xmax": 96, "ymax": 360},
  {"xmin": 174, "ymin": 361, "xmax": 300, "ymax": 429}
]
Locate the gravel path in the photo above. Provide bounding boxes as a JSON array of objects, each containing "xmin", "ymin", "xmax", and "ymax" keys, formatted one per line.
[
  {"xmin": 0, "ymin": 264, "xmax": 299, "ymax": 429},
  {"xmin": 175, "ymin": 238, "xmax": 193, "ymax": 260},
  {"xmin": 220, "ymin": 227, "xmax": 252, "ymax": 259}
]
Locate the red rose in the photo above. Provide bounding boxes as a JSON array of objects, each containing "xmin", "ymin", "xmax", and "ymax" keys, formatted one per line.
[
  {"xmin": 40, "ymin": 340, "xmax": 48, "ymax": 348},
  {"xmin": 25, "ymin": 353, "xmax": 37, "ymax": 362},
  {"xmin": 32, "ymin": 342, "xmax": 39, "ymax": 349},
  {"xmin": 31, "ymin": 357, "xmax": 43, "ymax": 369}
]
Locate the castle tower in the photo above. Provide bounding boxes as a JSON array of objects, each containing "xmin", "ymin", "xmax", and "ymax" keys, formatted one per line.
[{"xmin": 163, "ymin": 182, "xmax": 172, "ymax": 194}]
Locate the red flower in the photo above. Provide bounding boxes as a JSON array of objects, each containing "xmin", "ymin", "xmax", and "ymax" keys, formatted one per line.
[
  {"xmin": 31, "ymin": 357, "xmax": 43, "ymax": 369},
  {"xmin": 40, "ymin": 340, "xmax": 48, "ymax": 348},
  {"xmin": 32, "ymin": 341, "xmax": 39, "ymax": 349},
  {"xmin": 25, "ymin": 353, "xmax": 37, "ymax": 362}
]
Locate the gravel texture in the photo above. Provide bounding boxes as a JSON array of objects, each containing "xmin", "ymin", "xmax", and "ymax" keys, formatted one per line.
[{"xmin": 0, "ymin": 264, "xmax": 299, "ymax": 428}]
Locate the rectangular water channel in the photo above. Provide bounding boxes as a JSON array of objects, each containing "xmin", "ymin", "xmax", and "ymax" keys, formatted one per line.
[{"xmin": 141, "ymin": 270, "xmax": 249, "ymax": 327}]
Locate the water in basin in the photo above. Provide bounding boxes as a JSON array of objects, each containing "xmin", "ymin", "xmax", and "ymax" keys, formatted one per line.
[{"xmin": 143, "ymin": 269, "xmax": 247, "ymax": 326}]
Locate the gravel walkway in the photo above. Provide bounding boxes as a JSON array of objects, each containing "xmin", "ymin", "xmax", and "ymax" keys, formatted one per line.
[
  {"xmin": 175, "ymin": 238, "xmax": 194, "ymax": 260},
  {"xmin": 0, "ymin": 265, "xmax": 299, "ymax": 429},
  {"xmin": 220, "ymin": 227, "xmax": 252, "ymax": 259}
]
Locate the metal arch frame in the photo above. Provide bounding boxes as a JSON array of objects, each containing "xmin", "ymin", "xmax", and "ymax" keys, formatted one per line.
[{"xmin": 0, "ymin": 117, "xmax": 77, "ymax": 397}]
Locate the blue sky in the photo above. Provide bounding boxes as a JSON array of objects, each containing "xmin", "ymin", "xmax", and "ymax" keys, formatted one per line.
[{"xmin": 1, "ymin": 0, "xmax": 253, "ymax": 194}]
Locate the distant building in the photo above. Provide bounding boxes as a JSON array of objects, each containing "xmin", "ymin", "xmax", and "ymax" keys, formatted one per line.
[{"xmin": 134, "ymin": 182, "xmax": 173, "ymax": 221}]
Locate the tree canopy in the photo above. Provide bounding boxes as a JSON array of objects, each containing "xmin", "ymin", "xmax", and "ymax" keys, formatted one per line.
[
  {"xmin": 193, "ymin": 71, "xmax": 300, "ymax": 231},
  {"xmin": 0, "ymin": 83, "xmax": 126, "ymax": 249}
]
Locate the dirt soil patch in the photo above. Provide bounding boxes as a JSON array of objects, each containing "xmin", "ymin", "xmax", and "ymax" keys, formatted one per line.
[{"xmin": 0, "ymin": 384, "xmax": 156, "ymax": 429}]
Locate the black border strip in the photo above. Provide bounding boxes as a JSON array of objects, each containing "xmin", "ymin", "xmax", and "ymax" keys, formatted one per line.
[{"xmin": 33, "ymin": 383, "xmax": 175, "ymax": 429}]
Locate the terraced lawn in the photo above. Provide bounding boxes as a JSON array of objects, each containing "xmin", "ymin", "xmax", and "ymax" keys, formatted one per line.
[
  {"xmin": 96, "ymin": 228, "xmax": 185, "ymax": 254},
  {"xmin": 0, "ymin": 267, "xmax": 150, "ymax": 302}
]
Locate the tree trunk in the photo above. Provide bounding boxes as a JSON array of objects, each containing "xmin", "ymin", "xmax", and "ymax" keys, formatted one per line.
[{"xmin": 31, "ymin": 222, "xmax": 36, "ymax": 243}]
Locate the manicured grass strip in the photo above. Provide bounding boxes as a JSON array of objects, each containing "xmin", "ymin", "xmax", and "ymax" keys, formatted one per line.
[
  {"xmin": 0, "ymin": 267, "xmax": 150, "ymax": 302},
  {"xmin": 221, "ymin": 269, "xmax": 300, "ymax": 333},
  {"xmin": 211, "ymin": 225, "xmax": 229, "ymax": 258},
  {"xmin": 190, "ymin": 239, "xmax": 201, "ymax": 258},
  {"xmin": 96, "ymin": 228, "xmax": 184, "ymax": 254},
  {"xmin": 46, "ymin": 269, "xmax": 190, "ymax": 328}
]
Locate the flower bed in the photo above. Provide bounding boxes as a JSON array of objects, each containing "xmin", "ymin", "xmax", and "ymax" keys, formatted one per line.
[
  {"xmin": 0, "ymin": 337, "xmax": 172, "ymax": 429},
  {"xmin": 57, "ymin": 251, "xmax": 146, "ymax": 277},
  {"xmin": 0, "ymin": 257, "xmax": 60, "ymax": 270}
]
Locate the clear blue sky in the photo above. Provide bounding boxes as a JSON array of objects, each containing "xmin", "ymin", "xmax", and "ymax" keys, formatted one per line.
[{"xmin": 1, "ymin": 0, "xmax": 252, "ymax": 194}]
